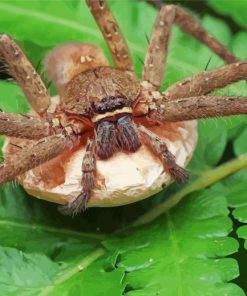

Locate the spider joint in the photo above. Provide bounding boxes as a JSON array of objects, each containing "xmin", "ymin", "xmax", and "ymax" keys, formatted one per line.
[
  {"xmin": 64, "ymin": 126, "xmax": 74, "ymax": 136},
  {"xmin": 51, "ymin": 118, "xmax": 60, "ymax": 128}
]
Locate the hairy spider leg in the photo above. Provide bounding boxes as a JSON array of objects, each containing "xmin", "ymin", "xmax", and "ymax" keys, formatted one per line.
[
  {"xmin": 151, "ymin": 95, "xmax": 247, "ymax": 122},
  {"xmin": 96, "ymin": 120, "xmax": 118, "ymax": 159},
  {"xmin": 86, "ymin": 0, "xmax": 134, "ymax": 72},
  {"xmin": 0, "ymin": 34, "xmax": 50, "ymax": 114},
  {"xmin": 0, "ymin": 135, "xmax": 70, "ymax": 184},
  {"xmin": 150, "ymin": 63, "xmax": 247, "ymax": 123},
  {"xmin": 59, "ymin": 138, "xmax": 96, "ymax": 216},
  {"xmin": 138, "ymin": 124, "xmax": 189, "ymax": 183},
  {"xmin": 0, "ymin": 112, "xmax": 50, "ymax": 139},
  {"xmin": 59, "ymin": 114, "xmax": 143, "ymax": 215},
  {"xmin": 116, "ymin": 115, "xmax": 142, "ymax": 152},
  {"xmin": 143, "ymin": 4, "xmax": 238, "ymax": 90},
  {"xmin": 163, "ymin": 61, "xmax": 247, "ymax": 100}
]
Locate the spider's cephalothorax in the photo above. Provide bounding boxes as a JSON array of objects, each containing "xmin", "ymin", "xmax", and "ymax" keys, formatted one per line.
[
  {"xmin": 0, "ymin": 0, "xmax": 247, "ymax": 215},
  {"xmin": 62, "ymin": 66, "xmax": 142, "ymax": 159}
]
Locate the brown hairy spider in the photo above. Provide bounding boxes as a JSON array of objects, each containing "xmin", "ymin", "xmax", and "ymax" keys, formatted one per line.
[{"xmin": 0, "ymin": 0, "xmax": 247, "ymax": 215}]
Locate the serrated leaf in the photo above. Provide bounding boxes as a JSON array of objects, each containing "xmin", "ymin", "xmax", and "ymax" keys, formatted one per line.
[
  {"xmin": 211, "ymin": 168, "xmax": 247, "ymax": 250},
  {"xmin": 102, "ymin": 190, "xmax": 243, "ymax": 295},
  {"xmin": 48, "ymin": 256, "xmax": 124, "ymax": 296},
  {"xmin": 237, "ymin": 226, "xmax": 247, "ymax": 249},
  {"xmin": 0, "ymin": 245, "xmax": 123, "ymax": 296}
]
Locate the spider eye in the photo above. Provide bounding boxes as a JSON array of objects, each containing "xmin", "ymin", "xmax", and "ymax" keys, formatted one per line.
[{"xmin": 93, "ymin": 96, "xmax": 126, "ymax": 114}]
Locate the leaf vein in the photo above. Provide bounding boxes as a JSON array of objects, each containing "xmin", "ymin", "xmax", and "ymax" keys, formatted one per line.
[{"xmin": 166, "ymin": 212, "xmax": 183, "ymax": 296}]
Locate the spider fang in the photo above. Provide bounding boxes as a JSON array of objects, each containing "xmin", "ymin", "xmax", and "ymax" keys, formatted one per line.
[{"xmin": 96, "ymin": 114, "xmax": 141, "ymax": 159}]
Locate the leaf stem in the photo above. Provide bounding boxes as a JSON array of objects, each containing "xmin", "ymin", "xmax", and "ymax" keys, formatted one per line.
[
  {"xmin": 39, "ymin": 247, "xmax": 105, "ymax": 296},
  {"xmin": 131, "ymin": 153, "xmax": 247, "ymax": 227},
  {"xmin": 0, "ymin": 220, "xmax": 106, "ymax": 240}
]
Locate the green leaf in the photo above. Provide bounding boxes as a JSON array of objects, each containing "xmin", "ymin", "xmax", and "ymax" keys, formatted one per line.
[
  {"xmin": 189, "ymin": 114, "xmax": 247, "ymax": 172},
  {"xmin": 0, "ymin": 185, "xmax": 115, "ymax": 295},
  {"xmin": 0, "ymin": 245, "xmax": 123, "ymax": 296},
  {"xmin": 227, "ymin": 126, "xmax": 247, "ymax": 251},
  {"xmin": 0, "ymin": 1, "xmax": 99, "ymax": 47},
  {"xmin": 0, "ymin": 247, "xmax": 59, "ymax": 296},
  {"xmin": 189, "ymin": 119, "xmax": 228, "ymax": 170},
  {"xmin": 234, "ymin": 130, "xmax": 247, "ymax": 156},
  {"xmin": 238, "ymin": 226, "xmax": 247, "ymax": 250},
  {"xmin": 0, "ymin": 0, "xmax": 247, "ymax": 295},
  {"xmin": 211, "ymin": 167, "xmax": 247, "ymax": 250},
  {"xmin": 47, "ymin": 256, "xmax": 124, "ymax": 296},
  {"xmin": 232, "ymin": 32, "xmax": 247, "ymax": 59},
  {"xmin": 103, "ymin": 190, "xmax": 243, "ymax": 295},
  {"xmin": 207, "ymin": 0, "xmax": 247, "ymax": 30},
  {"xmin": 0, "ymin": 81, "xmax": 28, "ymax": 113},
  {"xmin": 0, "ymin": 185, "xmax": 106, "ymax": 253}
]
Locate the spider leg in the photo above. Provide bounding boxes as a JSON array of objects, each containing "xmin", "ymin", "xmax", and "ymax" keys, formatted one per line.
[
  {"xmin": 0, "ymin": 112, "xmax": 50, "ymax": 139},
  {"xmin": 137, "ymin": 124, "xmax": 188, "ymax": 183},
  {"xmin": 143, "ymin": 5, "xmax": 238, "ymax": 90},
  {"xmin": 86, "ymin": 0, "xmax": 133, "ymax": 72},
  {"xmin": 150, "ymin": 95, "xmax": 247, "ymax": 122},
  {"xmin": 59, "ymin": 138, "xmax": 96, "ymax": 216},
  {"xmin": 163, "ymin": 61, "xmax": 247, "ymax": 100},
  {"xmin": 0, "ymin": 34, "xmax": 50, "ymax": 114},
  {"xmin": 0, "ymin": 134, "xmax": 71, "ymax": 184}
]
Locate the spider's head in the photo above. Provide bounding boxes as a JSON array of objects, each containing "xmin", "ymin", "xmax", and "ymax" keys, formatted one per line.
[{"xmin": 91, "ymin": 95, "xmax": 132, "ymax": 120}]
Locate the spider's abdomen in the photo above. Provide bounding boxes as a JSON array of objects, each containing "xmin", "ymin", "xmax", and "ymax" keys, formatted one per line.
[{"xmin": 61, "ymin": 67, "xmax": 140, "ymax": 116}]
